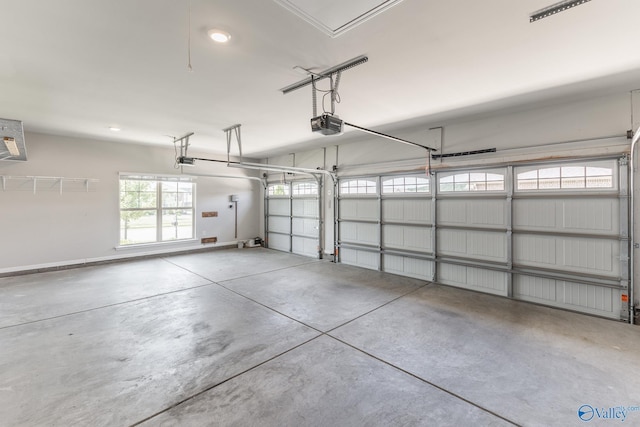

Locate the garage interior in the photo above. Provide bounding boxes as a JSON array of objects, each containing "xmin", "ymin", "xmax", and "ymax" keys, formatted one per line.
[{"xmin": 1, "ymin": 1, "xmax": 640, "ymax": 426}]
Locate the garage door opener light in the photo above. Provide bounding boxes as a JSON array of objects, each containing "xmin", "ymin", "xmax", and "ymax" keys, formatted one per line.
[{"xmin": 3, "ymin": 137, "xmax": 19, "ymax": 156}]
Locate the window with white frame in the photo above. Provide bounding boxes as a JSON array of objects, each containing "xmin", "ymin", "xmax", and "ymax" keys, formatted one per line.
[
  {"xmin": 340, "ymin": 179, "xmax": 377, "ymax": 195},
  {"xmin": 382, "ymin": 175, "xmax": 430, "ymax": 194},
  {"xmin": 439, "ymin": 170, "xmax": 505, "ymax": 193},
  {"xmin": 292, "ymin": 181, "xmax": 318, "ymax": 196},
  {"xmin": 515, "ymin": 161, "xmax": 615, "ymax": 191},
  {"xmin": 267, "ymin": 183, "xmax": 290, "ymax": 196},
  {"xmin": 119, "ymin": 175, "xmax": 195, "ymax": 245}
]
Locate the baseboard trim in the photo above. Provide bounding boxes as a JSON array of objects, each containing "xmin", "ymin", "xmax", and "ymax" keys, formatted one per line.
[{"xmin": 0, "ymin": 243, "xmax": 240, "ymax": 278}]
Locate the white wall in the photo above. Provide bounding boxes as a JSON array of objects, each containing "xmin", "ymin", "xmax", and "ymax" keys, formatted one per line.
[
  {"xmin": 333, "ymin": 91, "xmax": 631, "ymax": 170},
  {"xmin": 0, "ymin": 133, "xmax": 262, "ymax": 273}
]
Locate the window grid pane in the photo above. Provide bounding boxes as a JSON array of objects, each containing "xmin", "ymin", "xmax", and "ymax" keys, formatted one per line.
[
  {"xmin": 268, "ymin": 184, "xmax": 290, "ymax": 196},
  {"xmin": 382, "ymin": 176, "xmax": 430, "ymax": 194},
  {"xmin": 120, "ymin": 180, "xmax": 157, "ymax": 209},
  {"xmin": 516, "ymin": 163, "xmax": 614, "ymax": 191},
  {"xmin": 292, "ymin": 182, "xmax": 318, "ymax": 196},
  {"xmin": 161, "ymin": 209, "xmax": 194, "ymax": 241},
  {"xmin": 439, "ymin": 171, "xmax": 505, "ymax": 193},
  {"xmin": 120, "ymin": 210, "xmax": 157, "ymax": 245},
  {"xmin": 340, "ymin": 179, "xmax": 377, "ymax": 195},
  {"xmin": 120, "ymin": 177, "xmax": 195, "ymax": 245}
]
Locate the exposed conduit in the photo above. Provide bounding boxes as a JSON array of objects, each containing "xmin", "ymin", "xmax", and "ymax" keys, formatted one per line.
[
  {"xmin": 179, "ymin": 171, "xmax": 266, "ymax": 188},
  {"xmin": 630, "ymin": 127, "xmax": 639, "ymax": 324}
]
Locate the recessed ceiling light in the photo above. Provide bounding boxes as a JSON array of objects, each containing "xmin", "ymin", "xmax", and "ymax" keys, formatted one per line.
[
  {"xmin": 208, "ymin": 29, "xmax": 231, "ymax": 43},
  {"xmin": 109, "ymin": 126, "xmax": 121, "ymax": 132}
]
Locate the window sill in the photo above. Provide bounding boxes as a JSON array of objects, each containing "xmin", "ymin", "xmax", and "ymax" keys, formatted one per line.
[{"xmin": 115, "ymin": 238, "xmax": 199, "ymax": 251}]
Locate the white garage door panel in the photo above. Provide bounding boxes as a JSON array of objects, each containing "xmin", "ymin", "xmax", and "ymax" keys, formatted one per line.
[
  {"xmin": 292, "ymin": 217, "xmax": 318, "ymax": 237},
  {"xmin": 439, "ymin": 263, "xmax": 508, "ymax": 296},
  {"xmin": 292, "ymin": 236, "xmax": 318, "ymax": 257},
  {"xmin": 268, "ymin": 216, "xmax": 291, "ymax": 234},
  {"xmin": 267, "ymin": 181, "xmax": 319, "ymax": 259},
  {"xmin": 333, "ymin": 161, "xmax": 627, "ymax": 321},
  {"xmin": 438, "ymin": 199, "xmax": 507, "ymax": 228},
  {"xmin": 340, "ymin": 221, "xmax": 378, "ymax": 245},
  {"xmin": 513, "ymin": 198, "xmax": 618, "ymax": 235},
  {"xmin": 514, "ymin": 234, "xmax": 618, "ymax": 277},
  {"xmin": 382, "ymin": 199, "xmax": 432, "ymax": 224},
  {"xmin": 339, "ymin": 199, "xmax": 378, "ymax": 221},
  {"xmin": 438, "ymin": 229, "xmax": 507, "ymax": 262},
  {"xmin": 383, "ymin": 225, "xmax": 432, "ymax": 253},
  {"xmin": 292, "ymin": 199, "xmax": 318, "ymax": 217},
  {"xmin": 268, "ymin": 199, "xmax": 290, "ymax": 216},
  {"xmin": 268, "ymin": 233, "xmax": 290, "ymax": 252},
  {"xmin": 383, "ymin": 255, "xmax": 433, "ymax": 280},
  {"xmin": 340, "ymin": 248, "xmax": 379, "ymax": 270},
  {"xmin": 514, "ymin": 275, "xmax": 621, "ymax": 319}
]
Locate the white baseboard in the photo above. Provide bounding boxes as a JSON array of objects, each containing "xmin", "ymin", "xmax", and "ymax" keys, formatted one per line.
[{"xmin": 0, "ymin": 240, "xmax": 239, "ymax": 275}]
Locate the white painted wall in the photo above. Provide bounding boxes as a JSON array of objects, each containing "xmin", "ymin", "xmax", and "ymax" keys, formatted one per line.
[
  {"xmin": 0, "ymin": 133, "xmax": 262, "ymax": 273},
  {"xmin": 335, "ymin": 92, "xmax": 631, "ymax": 170}
]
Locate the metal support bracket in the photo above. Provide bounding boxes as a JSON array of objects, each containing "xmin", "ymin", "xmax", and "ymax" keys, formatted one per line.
[{"xmin": 223, "ymin": 124, "xmax": 242, "ymax": 164}]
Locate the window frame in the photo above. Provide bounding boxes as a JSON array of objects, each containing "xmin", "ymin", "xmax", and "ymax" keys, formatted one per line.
[
  {"xmin": 381, "ymin": 174, "xmax": 430, "ymax": 195},
  {"xmin": 119, "ymin": 174, "xmax": 196, "ymax": 246},
  {"xmin": 339, "ymin": 178, "xmax": 378, "ymax": 196},
  {"xmin": 514, "ymin": 160, "xmax": 617, "ymax": 193},
  {"xmin": 292, "ymin": 181, "xmax": 319, "ymax": 196},
  {"xmin": 267, "ymin": 183, "xmax": 290, "ymax": 197},
  {"xmin": 438, "ymin": 168, "xmax": 506, "ymax": 194}
]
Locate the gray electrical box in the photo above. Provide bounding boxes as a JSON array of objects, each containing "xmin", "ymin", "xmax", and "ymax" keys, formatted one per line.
[{"xmin": 230, "ymin": 195, "xmax": 239, "ymax": 202}]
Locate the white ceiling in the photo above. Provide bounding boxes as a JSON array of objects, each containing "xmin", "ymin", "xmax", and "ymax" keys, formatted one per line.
[{"xmin": 1, "ymin": 0, "xmax": 640, "ymax": 158}]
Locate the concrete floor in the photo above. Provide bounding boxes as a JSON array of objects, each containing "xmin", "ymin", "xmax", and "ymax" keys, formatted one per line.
[{"xmin": 1, "ymin": 248, "xmax": 639, "ymax": 427}]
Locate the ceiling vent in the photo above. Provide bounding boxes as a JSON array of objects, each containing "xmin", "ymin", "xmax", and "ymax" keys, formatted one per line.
[
  {"xmin": 0, "ymin": 118, "xmax": 27, "ymax": 161},
  {"xmin": 274, "ymin": 0, "xmax": 406, "ymax": 37}
]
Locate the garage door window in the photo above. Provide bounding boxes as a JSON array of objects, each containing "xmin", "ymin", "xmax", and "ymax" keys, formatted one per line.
[
  {"xmin": 515, "ymin": 161, "xmax": 615, "ymax": 191},
  {"xmin": 340, "ymin": 179, "xmax": 377, "ymax": 195},
  {"xmin": 292, "ymin": 182, "xmax": 318, "ymax": 196},
  {"xmin": 119, "ymin": 175, "xmax": 195, "ymax": 246},
  {"xmin": 268, "ymin": 183, "xmax": 290, "ymax": 196},
  {"xmin": 382, "ymin": 176, "xmax": 430, "ymax": 194},
  {"xmin": 439, "ymin": 170, "xmax": 505, "ymax": 193}
]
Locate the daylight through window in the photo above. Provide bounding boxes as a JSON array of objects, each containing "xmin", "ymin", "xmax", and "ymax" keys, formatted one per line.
[
  {"xmin": 516, "ymin": 163, "xmax": 614, "ymax": 190},
  {"xmin": 292, "ymin": 182, "xmax": 318, "ymax": 196},
  {"xmin": 439, "ymin": 171, "xmax": 505, "ymax": 193},
  {"xmin": 119, "ymin": 175, "xmax": 194, "ymax": 245},
  {"xmin": 340, "ymin": 179, "xmax": 377, "ymax": 195},
  {"xmin": 267, "ymin": 184, "xmax": 290, "ymax": 196},
  {"xmin": 382, "ymin": 176, "xmax": 430, "ymax": 194}
]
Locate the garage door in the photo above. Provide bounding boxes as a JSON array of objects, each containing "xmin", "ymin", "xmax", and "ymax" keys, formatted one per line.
[
  {"xmin": 337, "ymin": 175, "xmax": 434, "ymax": 280},
  {"xmin": 436, "ymin": 168, "xmax": 510, "ymax": 297},
  {"xmin": 266, "ymin": 181, "xmax": 321, "ymax": 258},
  {"xmin": 337, "ymin": 157, "xmax": 630, "ymax": 320},
  {"xmin": 510, "ymin": 159, "xmax": 628, "ymax": 320}
]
